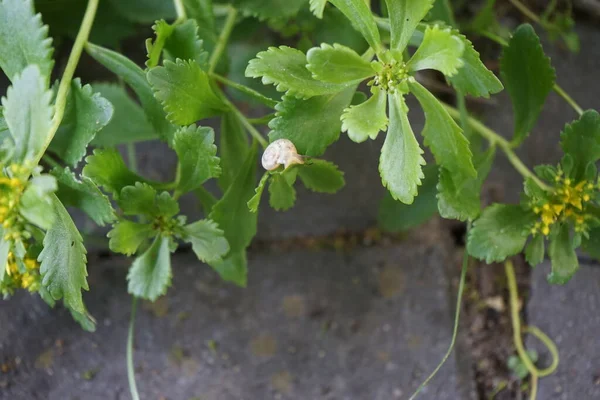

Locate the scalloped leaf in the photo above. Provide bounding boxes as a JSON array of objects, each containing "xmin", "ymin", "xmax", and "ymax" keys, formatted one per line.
[
  {"xmin": 269, "ymin": 86, "xmax": 356, "ymax": 156},
  {"xmin": 559, "ymin": 110, "xmax": 600, "ymax": 182},
  {"xmin": 50, "ymin": 79, "xmax": 114, "ymax": 166},
  {"xmin": 246, "ymin": 46, "xmax": 350, "ymax": 99},
  {"xmin": 501, "ymin": 24, "xmax": 555, "ymax": 145},
  {"xmin": 341, "ymin": 87, "xmax": 388, "ymax": 143},
  {"xmin": 329, "ymin": 0, "xmax": 382, "ymax": 53},
  {"xmin": 183, "ymin": 219, "xmax": 230, "ymax": 263},
  {"xmin": 306, "ymin": 43, "xmax": 374, "ymax": 84},
  {"xmin": 248, "ymin": 172, "xmax": 270, "ymax": 213},
  {"xmin": 0, "ymin": 0, "xmax": 54, "ymax": 81},
  {"xmin": 407, "ymin": 25, "xmax": 464, "ymax": 77},
  {"xmin": 548, "ymin": 223, "xmax": 579, "ymax": 284},
  {"xmin": 231, "ymin": 0, "xmax": 307, "ymax": 20},
  {"xmin": 268, "ymin": 173, "xmax": 296, "ymax": 211},
  {"xmin": 448, "ymin": 32, "xmax": 504, "ymax": 98},
  {"xmin": 1, "ymin": 65, "xmax": 53, "ymax": 164},
  {"xmin": 298, "ymin": 159, "xmax": 345, "ymax": 193},
  {"xmin": 127, "ymin": 236, "xmax": 172, "ymax": 301},
  {"xmin": 409, "ymin": 81, "xmax": 476, "ymax": 180},
  {"xmin": 379, "ymin": 92, "xmax": 425, "ymax": 204},
  {"xmin": 309, "ymin": 0, "xmax": 327, "ymax": 18},
  {"xmin": 384, "ymin": 0, "xmax": 434, "ymax": 52},
  {"xmin": 147, "ymin": 59, "xmax": 227, "ymax": 126},
  {"xmin": 467, "ymin": 204, "xmax": 536, "ymax": 263},
  {"xmin": 39, "ymin": 195, "xmax": 89, "ymax": 314}
]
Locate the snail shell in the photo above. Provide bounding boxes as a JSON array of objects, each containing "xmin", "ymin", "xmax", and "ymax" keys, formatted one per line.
[{"xmin": 261, "ymin": 139, "xmax": 304, "ymax": 171}]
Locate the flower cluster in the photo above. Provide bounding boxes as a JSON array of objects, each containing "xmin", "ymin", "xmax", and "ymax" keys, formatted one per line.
[
  {"xmin": 528, "ymin": 168, "xmax": 598, "ymax": 236},
  {"xmin": 2, "ymin": 251, "xmax": 41, "ymax": 295},
  {"xmin": 369, "ymin": 60, "xmax": 411, "ymax": 93}
]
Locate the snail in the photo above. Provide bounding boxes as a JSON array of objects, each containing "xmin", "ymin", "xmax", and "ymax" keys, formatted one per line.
[{"xmin": 261, "ymin": 139, "xmax": 305, "ymax": 171}]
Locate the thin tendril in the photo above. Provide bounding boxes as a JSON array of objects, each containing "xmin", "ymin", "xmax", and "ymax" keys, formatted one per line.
[
  {"xmin": 409, "ymin": 226, "xmax": 471, "ymax": 400},
  {"xmin": 127, "ymin": 297, "xmax": 140, "ymax": 400}
]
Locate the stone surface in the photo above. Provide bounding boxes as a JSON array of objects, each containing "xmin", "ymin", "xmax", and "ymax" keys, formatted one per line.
[
  {"xmin": 526, "ymin": 262, "xmax": 600, "ymax": 400},
  {"xmin": 0, "ymin": 223, "xmax": 475, "ymax": 400}
]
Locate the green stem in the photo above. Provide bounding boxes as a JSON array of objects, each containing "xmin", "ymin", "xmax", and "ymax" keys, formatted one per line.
[
  {"xmin": 126, "ymin": 143, "xmax": 138, "ymax": 174},
  {"xmin": 443, "ymin": 103, "xmax": 551, "ymax": 191},
  {"xmin": 231, "ymin": 104, "xmax": 269, "ymax": 148},
  {"xmin": 42, "ymin": 154, "xmax": 61, "ymax": 170},
  {"xmin": 247, "ymin": 113, "xmax": 276, "ymax": 125},
  {"xmin": 211, "ymin": 73, "xmax": 278, "ymax": 108},
  {"xmin": 208, "ymin": 6, "xmax": 238, "ymax": 74},
  {"xmin": 173, "ymin": 0, "xmax": 187, "ymax": 20},
  {"xmin": 33, "ymin": 0, "xmax": 99, "ymax": 167},
  {"xmin": 505, "ymin": 260, "xmax": 559, "ymax": 400},
  {"xmin": 409, "ymin": 235, "xmax": 471, "ymax": 400},
  {"xmin": 552, "ymin": 85, "xmax": 584, "ymax": 116},
  {"xmin": 127, "ymin": 297, "xmax": 140, "ymax": 400},
  {"xmin": 508, "ymin": 0, "xmax": 542, "ymax": 24}
]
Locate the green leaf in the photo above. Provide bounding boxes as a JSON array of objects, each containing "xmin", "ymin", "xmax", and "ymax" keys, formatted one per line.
[
  {"xmin": 146, "ymin": 19, "xmax": 208, "ymax": 69},
  {"xmin": 269, "ymin": 86, "xmax": 356, "ymax": 156},
  {"xmin": 147, "ymin": 59, "xmax": 227, "ymax": 126},
  {"xmin": 437, "ymin": 146, "xmax": 496, "ymax": 221},
  {"xmin": 69, "ymin": 307, "xmax": 96, "ymax": 332},
  {"xmin": 467, "ymin": 204, "xmax": 536, "ymax": 263},
  {"xmin": 448, "ymin": 33, "xmax": 504, "ymax": 98},
  {"xmin": 548, "ymin": 223, "xmax": 579, "ymax": 284},
  {"xmin": 309, "ymin": 0, "xmax": 327, "ymax": 18},
  {"xmin": 184, "ymin": 219, "xmax": 230, "ymax": 263},
  {"xmin": 409, "ymin": 81, "xmax": 476, "ymax": 180},
  {"xmin": 182, "ymin": 0, "xmax": 217, "ymax": 48},
  {"xmin": 0, "ymin": 0, "xmax": 54, "ymax": 81},
  {"xmin": 231, "ymin": 0, "xmax": 307, "ymax": 20},
  {"xmin": 559, "ymin": 110, "xmax": 600, "ymax": 182},
  {"xmin": 248, "ymin": 172, "xmax": 269, "ymax": 213},
  {"xmin": 379, "ymin": 92, "xmax": 425, "ymax": 204},
  {"xmin": 38, "ymin": 195, "xmax": 88, "ymax": 314},
  {"xmin": 82, "ymin": 148, "xmax": 149, "ymax": 196},
  {"xmin": 407, "ymin": 25, "xmax": 464, "ymax": 77},
  {"xmin": 378, "ymin": 164, "xmax": 438, "ymax": 232},
  {"xmin": 209, "ymin": 250, "xmax": 247, "ymax": 287},
  {"xmin": 500, "ymin": 24, "xmax": 555, "ymax": 146},
  {"xmin": 219, "ymin": 112, "xmax": 250, "ymax": 191},
  {"xmin": 384, "ymin": 0, "xmax": 434, "ymax": 52},
  {"xmin": 298, "ymin": 159, "xmax": 345, "ymax": 193},
  {"xmin": 173, "ymin": 125, "xmax": 221, "ymax": 195},
  {"xmin": 525, "ymin": 235, "xmax": 545, "ymax": 267},
  {"xmin": 19, "ymin": 175, "xmax": 57, "ymax": 230},
  {"xmin": 329, "ymin": 0, "xmax": 382, "ymax": 53},
  {"xmin": 0, "ymin": 229, "xmax": 10, "ymax": 284},
  {"xmin": 50, "ymin": 79, "xmax": 113, "ymax": 166},
  {"xmin": 108, "ymin": 220, "xmax": 152, "ymax": 256},
  {"xmin": 2, "ymin": 65, "xmax": 52, "ymax": 164},
  {"xmin": 268, "ymin": 173, "xmax": 296, "ymax": 211},
  {"xmin": 106, "ymin": 0, "xmax": 176, "ymax": 23},
  {"xmin": 583, "ymin": 227, "xmax": 600, "ymax": 260},
  {"xmin": 341, "ymin": 87, "xmax": 388, "ymax": 143},
  {"xmin": 306, "ymin": 43, "xmax": 374, "ymax": 84},
  {"xmin": 246, "ymin": 46, "xmax": 350, "ymax": 99},
  {"xmin": 86, "ymin": 43, "xmax": 175, "ymax": 143},
  {"xmin": 127, "ymin": 236, "xmax": 172, "ymax": 301},
  {"xmin": 428, "ymin": 0, "xmax": 456, "ymax": 26},
  {"xmin": 53, "ymin": 167, "xmax": 116, "ymax": 226},
  {"xmin": 209, "ymin": 143, "xmax": 258, "ymax": 254},
  {"xmin": 90, "ymin": 83, "xmax": 158, "ymax": 147},
  {"xmin": 119, "ymin": 182, "xmax": 179, "ymax": 218}
]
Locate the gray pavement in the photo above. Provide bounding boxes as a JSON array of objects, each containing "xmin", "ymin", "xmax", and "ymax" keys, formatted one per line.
[{"xmin": 0, "ymin": 222, "xmax": 475, "ymax": 400}]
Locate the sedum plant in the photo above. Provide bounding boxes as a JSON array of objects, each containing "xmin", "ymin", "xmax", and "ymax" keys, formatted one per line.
[{"xmin": 0, "ymin": 0, "xmax": 597, "ymax": 398}]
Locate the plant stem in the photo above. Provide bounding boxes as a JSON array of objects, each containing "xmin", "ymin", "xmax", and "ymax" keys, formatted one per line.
[
  {"xmin": 33, "ymin": 0, "xmax": 99, "ymax": 167},
  {"xmin": 211, "ymin": 73, "xmax": 278, "ymax": 108},
  {"xmin": 127, "ymin": 297, "xmax": 140, "ymax": 400},
  {"xmin": 247, "ymin": 113, "xmax": 276, "ymax": 125},
  {"xmin": 443, "ymin": 104, "xmax": 551, "ymax": 191},
  {"xmin": 553, "ymin": 85, "xmax": 584, "ymax": 116},
  {"xmin": 208, "ymin": 6, "xmax": 238, "ymax": 74},
  {"xmin": 505, "ymin": 260, "xmax": 559, "ymax": 400},
  {"xmin": 508, "ymin": 0, "xmax": 542, "ymax": 23},
  {"xmin": 173, "ymin": 0, "xmax": 187, "ymax": 20},
  {"xmin": 409, "ymin": 237, "xmax": 471, "ymax": 400},
  {"xmin": 126, "ymin": 143, "xmax": 138, "ymax": 174},
  {"xmin": 231, "ymin": 104, "xmax": 269, "ymax": 148}
]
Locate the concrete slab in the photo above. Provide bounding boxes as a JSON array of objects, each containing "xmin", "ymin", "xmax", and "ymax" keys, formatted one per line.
[
  {"xmin": 0, "ymin": 224, "xmax": 475, "ymax": 400},
  {"xmin": 526, "ymin": 262, "xmax": 600, "ymax": 399}
]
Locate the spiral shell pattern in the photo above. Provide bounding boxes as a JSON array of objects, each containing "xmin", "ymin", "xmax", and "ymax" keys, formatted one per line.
[{"xmin": 261, "ymin": 139, "xmax": 304, "ymax": 171}]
